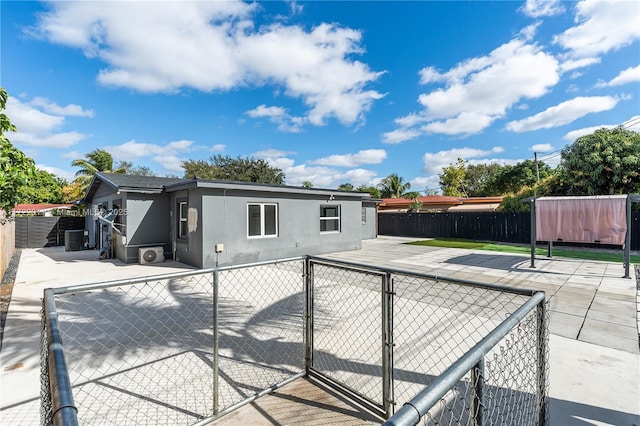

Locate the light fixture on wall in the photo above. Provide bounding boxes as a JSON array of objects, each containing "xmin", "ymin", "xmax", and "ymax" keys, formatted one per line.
[{"xmin": 328, "ymin": 194, "xmax": 335, "ymax": 201}]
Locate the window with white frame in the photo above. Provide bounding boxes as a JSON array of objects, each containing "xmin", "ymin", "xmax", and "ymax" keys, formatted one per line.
[
  {"xmin": 361, "ymin": 207, "xmax": 367, "ymax": 224},
  {"xmin": 320, "ymin": 205, "xmax": 341, "ymax": 233},
  {"xmin": 178, "ymin": 201, "xmax": 188, "ymax": 239},
  {"xmin": 247, "ymin": 203, "xmax": 278, "ymax": 238}
]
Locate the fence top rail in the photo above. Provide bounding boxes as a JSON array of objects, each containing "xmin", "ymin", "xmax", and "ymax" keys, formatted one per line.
[
  {"xmin": 384, "ymin": 290, "xmax": 545, "ymax": 426},
  {"xmin": 48, "ymin": 256, "xmax": 306, "ymax": 296},
  {"xmin": 308, "ymin": 255, "xmax": 537, "ymax": 297}
]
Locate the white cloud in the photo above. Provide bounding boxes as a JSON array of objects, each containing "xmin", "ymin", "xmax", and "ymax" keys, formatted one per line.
[
  {"xmin": 506, "ymin": 95, "xmax": 619, "ymax": 132},
  {"xmin": 5, "ymin": 97, "xmax": 91, "ymax": 148},
  {"xmin": 210, "ymin": 144, "xmax": 226, "ymax": 152},
  {"xmin": 420, "ymin": 112, "xmax": 496, "ymax": 137},
  {"xmin": 311, "ymin": 149, "xmax": 387, "ymax": 167},
  {"xmin": 29, "ymin": 97, "xmax": 94, "ymax": 117},
  {"xmin": 253, "ymin": 149, "xmax": 379, "ymax": 187},
  {"xmin": 422, "ymin": 146, "xmax": 505, "ymax": 174},
  {"xmin": 562, "ymin": 115, "xmax": 640, "ymax": 141},
  {"xmin": 246, "ymin": 104, "xmax": 304, "ymax": 133},
  {"xmin": 410, "ymin": 175, "xmax": 441, "ymax": 193},
  {"xmin": 388, "ymin": 36, "xmax": 559, "ymax": 140},
  {"xmin": 36, "ymin": 164, "xmax": 76, "ymax": 182},
  {"xmin": 559, "ymin": 57, "xmax": 601, "ymax": 74},
  {"xmin": 152, "ymin": 155, "xmax": 184, "ymax": 172},
  {"xmin": 105, "ymin": 139, "xmax": 196, "ymax": 172},
  {"xmin": 33, "ymin": 2, "xmax": 385, "ymax": 131},
  {"xmin": 519, "ymin": 0, "xmax": 565, "ymax": 18},
  {"xmin": 382, "ymin": 128, "xmax": 422, "ymax": 144},
  {"xmin": 530, "ymin": 143, "xmax": 554, "ymax": 152},
  {"xmin": 595, "ymin": 65, "xmax": 640, "ymax": 88},
  {"xmin": 553, "ymin": 0, "xmax": 640, "ymax": 59}
]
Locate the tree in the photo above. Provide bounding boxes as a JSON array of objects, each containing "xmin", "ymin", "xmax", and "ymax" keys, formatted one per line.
[
  {"xmin": 553, "ymin": 127, "xmax": 640, "ymax": 195},
  {"xmin": 16, "ymin": 170, "xmax": 65, "ymax": 204},
  {"xmin": 302, "ymin": 181, "xmax": 313, "ymax": 188},
  {"xmin": 0, "ymin": 88, "xmax": 36, "ymax": 214},
  {"xmin": 61, "ymin": 180, "xmax": 86, "ymax": 203},
  {"xmin": 70, "ymin": 149, "xmax": 126, "ymax": 199},
  {"xmin": 115, "ymin": 160, "xmax": 157, "ymax": 176},
  {"xmin": 487, "ymin": 160, "xmax": 553, "ymax": 195},
  {"xmin": 355, "ymin": 185, "xmax": 381, "ymax": 198},
  {"xmin": 182, "ymin": 155, "xmax": 285, "ymax": 184},
  {"xmin": 439, "ymin": 158, "xmax": 468, "ymax": 197},
  {"xmin": 465, "ymin": 163, "xmax": 504, "ymax": 196},
  {"xmin": 337, "ymin": 183, "xmax": 354, "ymax": 191},
  {"xmin": 378, "ymin": 173, "xmax": 411, "ymax": 198}
]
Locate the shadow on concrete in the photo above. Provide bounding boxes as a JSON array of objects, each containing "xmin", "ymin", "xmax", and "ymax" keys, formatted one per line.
[
  {"xmin": 549, "ymin": 397, "xmax": 640, "ymax": 425},
  {"xmin": 35, "ymin": 246, "xmax": 193, "ymax": 270},
  {"xmin": 445, "ymin": 253, "xmax": 542, "ymax": 272}
]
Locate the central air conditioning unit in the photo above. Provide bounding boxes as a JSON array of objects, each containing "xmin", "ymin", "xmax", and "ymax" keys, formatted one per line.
[{"xmin": 139, "ymin": 247, "xmax": 164, "ymax": 264}]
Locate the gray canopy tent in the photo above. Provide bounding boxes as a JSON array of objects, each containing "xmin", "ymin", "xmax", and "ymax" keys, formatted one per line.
[{"xmin": 529, "ymin": 194, "xmax": 640, "ymax": 278}]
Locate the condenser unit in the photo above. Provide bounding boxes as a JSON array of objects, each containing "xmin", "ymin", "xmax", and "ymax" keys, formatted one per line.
[{"xmin": 139, "ymin": 247, "xmax": 164, "ymax": 264}]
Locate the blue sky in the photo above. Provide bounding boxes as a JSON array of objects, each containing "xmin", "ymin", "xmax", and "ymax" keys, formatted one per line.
[{"xmin": 2, "ymin": 0, "xmax": 639, "ymax": 191}]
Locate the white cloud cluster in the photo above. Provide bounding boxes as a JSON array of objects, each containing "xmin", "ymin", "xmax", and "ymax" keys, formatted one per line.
[
  {"xmin": 33, "ymin": 1, "xmax": 384, "ymax": 131},
  {"xmin": 554, "ymin": 0, "xmax": 640, "ymax": 63},
  {"xmin": 562, "ymin": 114, "xmax": 640, "ymax": 141},
  {"xmin": 422, "ymin": 146, "xmax": 505, "ymax": 175},
  {"xmin": 106, "ymin": 139, "xmax": 198, "ymax": 172},
  {"xmin": 595, "ymin": 65, "xmax": 640, "ymax": 88},
  {"xmin": 5, "ymin": 96, "xmax": 91, "ymax": 148},
  {"xmin": 311, "ymin": 149, "xmax": 387, "ymax": 167},
  {"xmin": 506, "ymin": 95, "xmax": 619, "ymax": 132},
  {"xmin": 36, "ymin": 164, "xmax": 76, "ymax": 182},
  {"xmin": 253, "ymin": 149, "xmax": 380, "ymax": 187},
  {"xmin": 530, "ymin": 143, "xmax": 554, "ymax": 152},
  {"xmin": 519, "ymin": 0, "xmax": 566, "ymax": 18},
  {"xmin": 384, "ymin": 37, "xmax": 559, "ymax": 142}
]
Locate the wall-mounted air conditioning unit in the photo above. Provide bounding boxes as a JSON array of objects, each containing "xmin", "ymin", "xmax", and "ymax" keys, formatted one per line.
[{"xmin": 139, "ymin": 247, "xmax": 164, "ymax": 264}]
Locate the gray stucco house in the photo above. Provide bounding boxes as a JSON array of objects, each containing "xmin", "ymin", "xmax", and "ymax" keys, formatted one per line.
[{"xmin": 83, "ymin": 172, "xmax": 378, "ymax": 267}]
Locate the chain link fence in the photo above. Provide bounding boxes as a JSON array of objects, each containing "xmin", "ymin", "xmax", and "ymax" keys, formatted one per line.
[{"xmin": 42, "ymin": 256, "xmax": 547, "ymax": 425}]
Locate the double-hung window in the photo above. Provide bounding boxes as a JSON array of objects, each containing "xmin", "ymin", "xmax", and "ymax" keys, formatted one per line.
[
  {"xmin": 320, "ymin": 205, "xmax": 340, "ymax": 233},
  {"xmin": 248, "ymin": 203, "xmax": 278, "ymax": 238},
  {"xmin": 178, "ymin": 201, "xmax": 188, "ymax": 239}
]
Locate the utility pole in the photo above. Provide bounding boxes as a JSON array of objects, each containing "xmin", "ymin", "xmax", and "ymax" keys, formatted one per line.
[{"xmin": 534, "ymin": 152, "xmax": 540, "ymax": 184}]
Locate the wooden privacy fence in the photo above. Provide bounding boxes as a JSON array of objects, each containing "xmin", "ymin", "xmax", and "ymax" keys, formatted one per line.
[
  {"xmin": 378, "ymin": 211, "xmax": 640, "ymax": 250},
  {"xmin": 0, "ymin": 211, "xmax": 15, "ymax": 280},
  {"xmin": 15, "ymin": 216, "xmax": 85, "ymax": 249}
]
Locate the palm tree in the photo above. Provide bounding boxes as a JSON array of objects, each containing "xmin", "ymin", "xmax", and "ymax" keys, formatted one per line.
[
  {"xmin": 71, "ymin": 149, "xmax": 126, "ymax": 196},
  {"xmin": 378, "ymin": 173, "xmax": 411, "ymax": 198}
]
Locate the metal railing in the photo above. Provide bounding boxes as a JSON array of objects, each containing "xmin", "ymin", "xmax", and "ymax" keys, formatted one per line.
[{"xmin": 41, "ymin": 256, "xmax": 547, "ymax": 425}]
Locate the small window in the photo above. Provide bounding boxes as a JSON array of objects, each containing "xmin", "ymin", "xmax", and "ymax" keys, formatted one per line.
[
  {"xmin": 248, "ymin": 203, "xmax": 278, "ymax": 238},
  {"xmin": 178, "ymin": 201, "xmax": 188, "ymax": 239},
  {"xmin": 320, "ymin": 205, "xmax": 341, "ymax": 233},
  {"xmin": 361, "ymin": 207, "xmax": 367, "ymax": 224}
]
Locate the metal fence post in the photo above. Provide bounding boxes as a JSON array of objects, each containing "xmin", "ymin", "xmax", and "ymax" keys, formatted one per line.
[
  {"xmin": 304, "ymin": 258, "xmax": 314, "ymax": 374},
  {"xmin": 382, "ymin": 272, "xmax": 394, "ymax": 418},
  {"xmin": 530, "ymin": 198, "xmax": 536, "ymax": 268},
  {"xmin": 536, "ymin": 299, "xmax": 548, "ymax": 426},
  {"xmin": 472, "ymin": 358, "xmax": 485, "ymax": 426},
  {"xmin": 213, "ymin": 270, "xmax": 220, "ymax": 415}
]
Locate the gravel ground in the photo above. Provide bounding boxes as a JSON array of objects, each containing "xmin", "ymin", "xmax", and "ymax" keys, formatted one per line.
[{"xmin": 0, "ymin": 249, "xmax": 21, "ymax": 352}]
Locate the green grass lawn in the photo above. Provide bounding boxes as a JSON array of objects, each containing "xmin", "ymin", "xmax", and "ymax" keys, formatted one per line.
[{"xmin": 407, "ymin": 238, "xmax": 640, "ymax": 264}]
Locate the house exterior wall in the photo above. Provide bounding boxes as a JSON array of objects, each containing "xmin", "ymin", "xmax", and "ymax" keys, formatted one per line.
[
  {"xmin": 194, "ymin": 188, "xmax": 363, "ymax": 268},
  {"xmin": 85, "ymin": 183, "xmax": 119, "ymax": 252},
  {"xmin": 361, "ymin": 202, "xmax": 377, "ymax": 240},
  {"xmin": 170, "ymin": 189, "xmax": 202, "ymax": 268},
  {"xmin": 124, "ymin": 193, "xmax": 172, "ymax": 263}
]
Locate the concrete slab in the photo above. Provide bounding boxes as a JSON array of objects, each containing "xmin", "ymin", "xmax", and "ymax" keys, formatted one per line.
[
  {"xmin": 2, "ymin": 239, "xmax": 639, "ymax": 425},
  {"xmin": 549, "ymin": 334, "xmax": 640, "ymax": 426}
]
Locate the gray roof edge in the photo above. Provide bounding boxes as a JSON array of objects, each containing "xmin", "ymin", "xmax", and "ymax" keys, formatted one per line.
[{"xmin": 164, "ymin": 179, "xmax": 372, "ymax": 199}]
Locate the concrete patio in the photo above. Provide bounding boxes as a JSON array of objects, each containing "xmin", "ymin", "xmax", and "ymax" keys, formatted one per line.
[{"xmin": 1, "ymin": 237, "xmax": 639, "ymax": 425}]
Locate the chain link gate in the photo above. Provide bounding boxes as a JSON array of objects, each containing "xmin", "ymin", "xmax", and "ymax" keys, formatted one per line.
[{"xmin": 41, "ymin": 256, "xmax": 547, "ymax": 425}]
